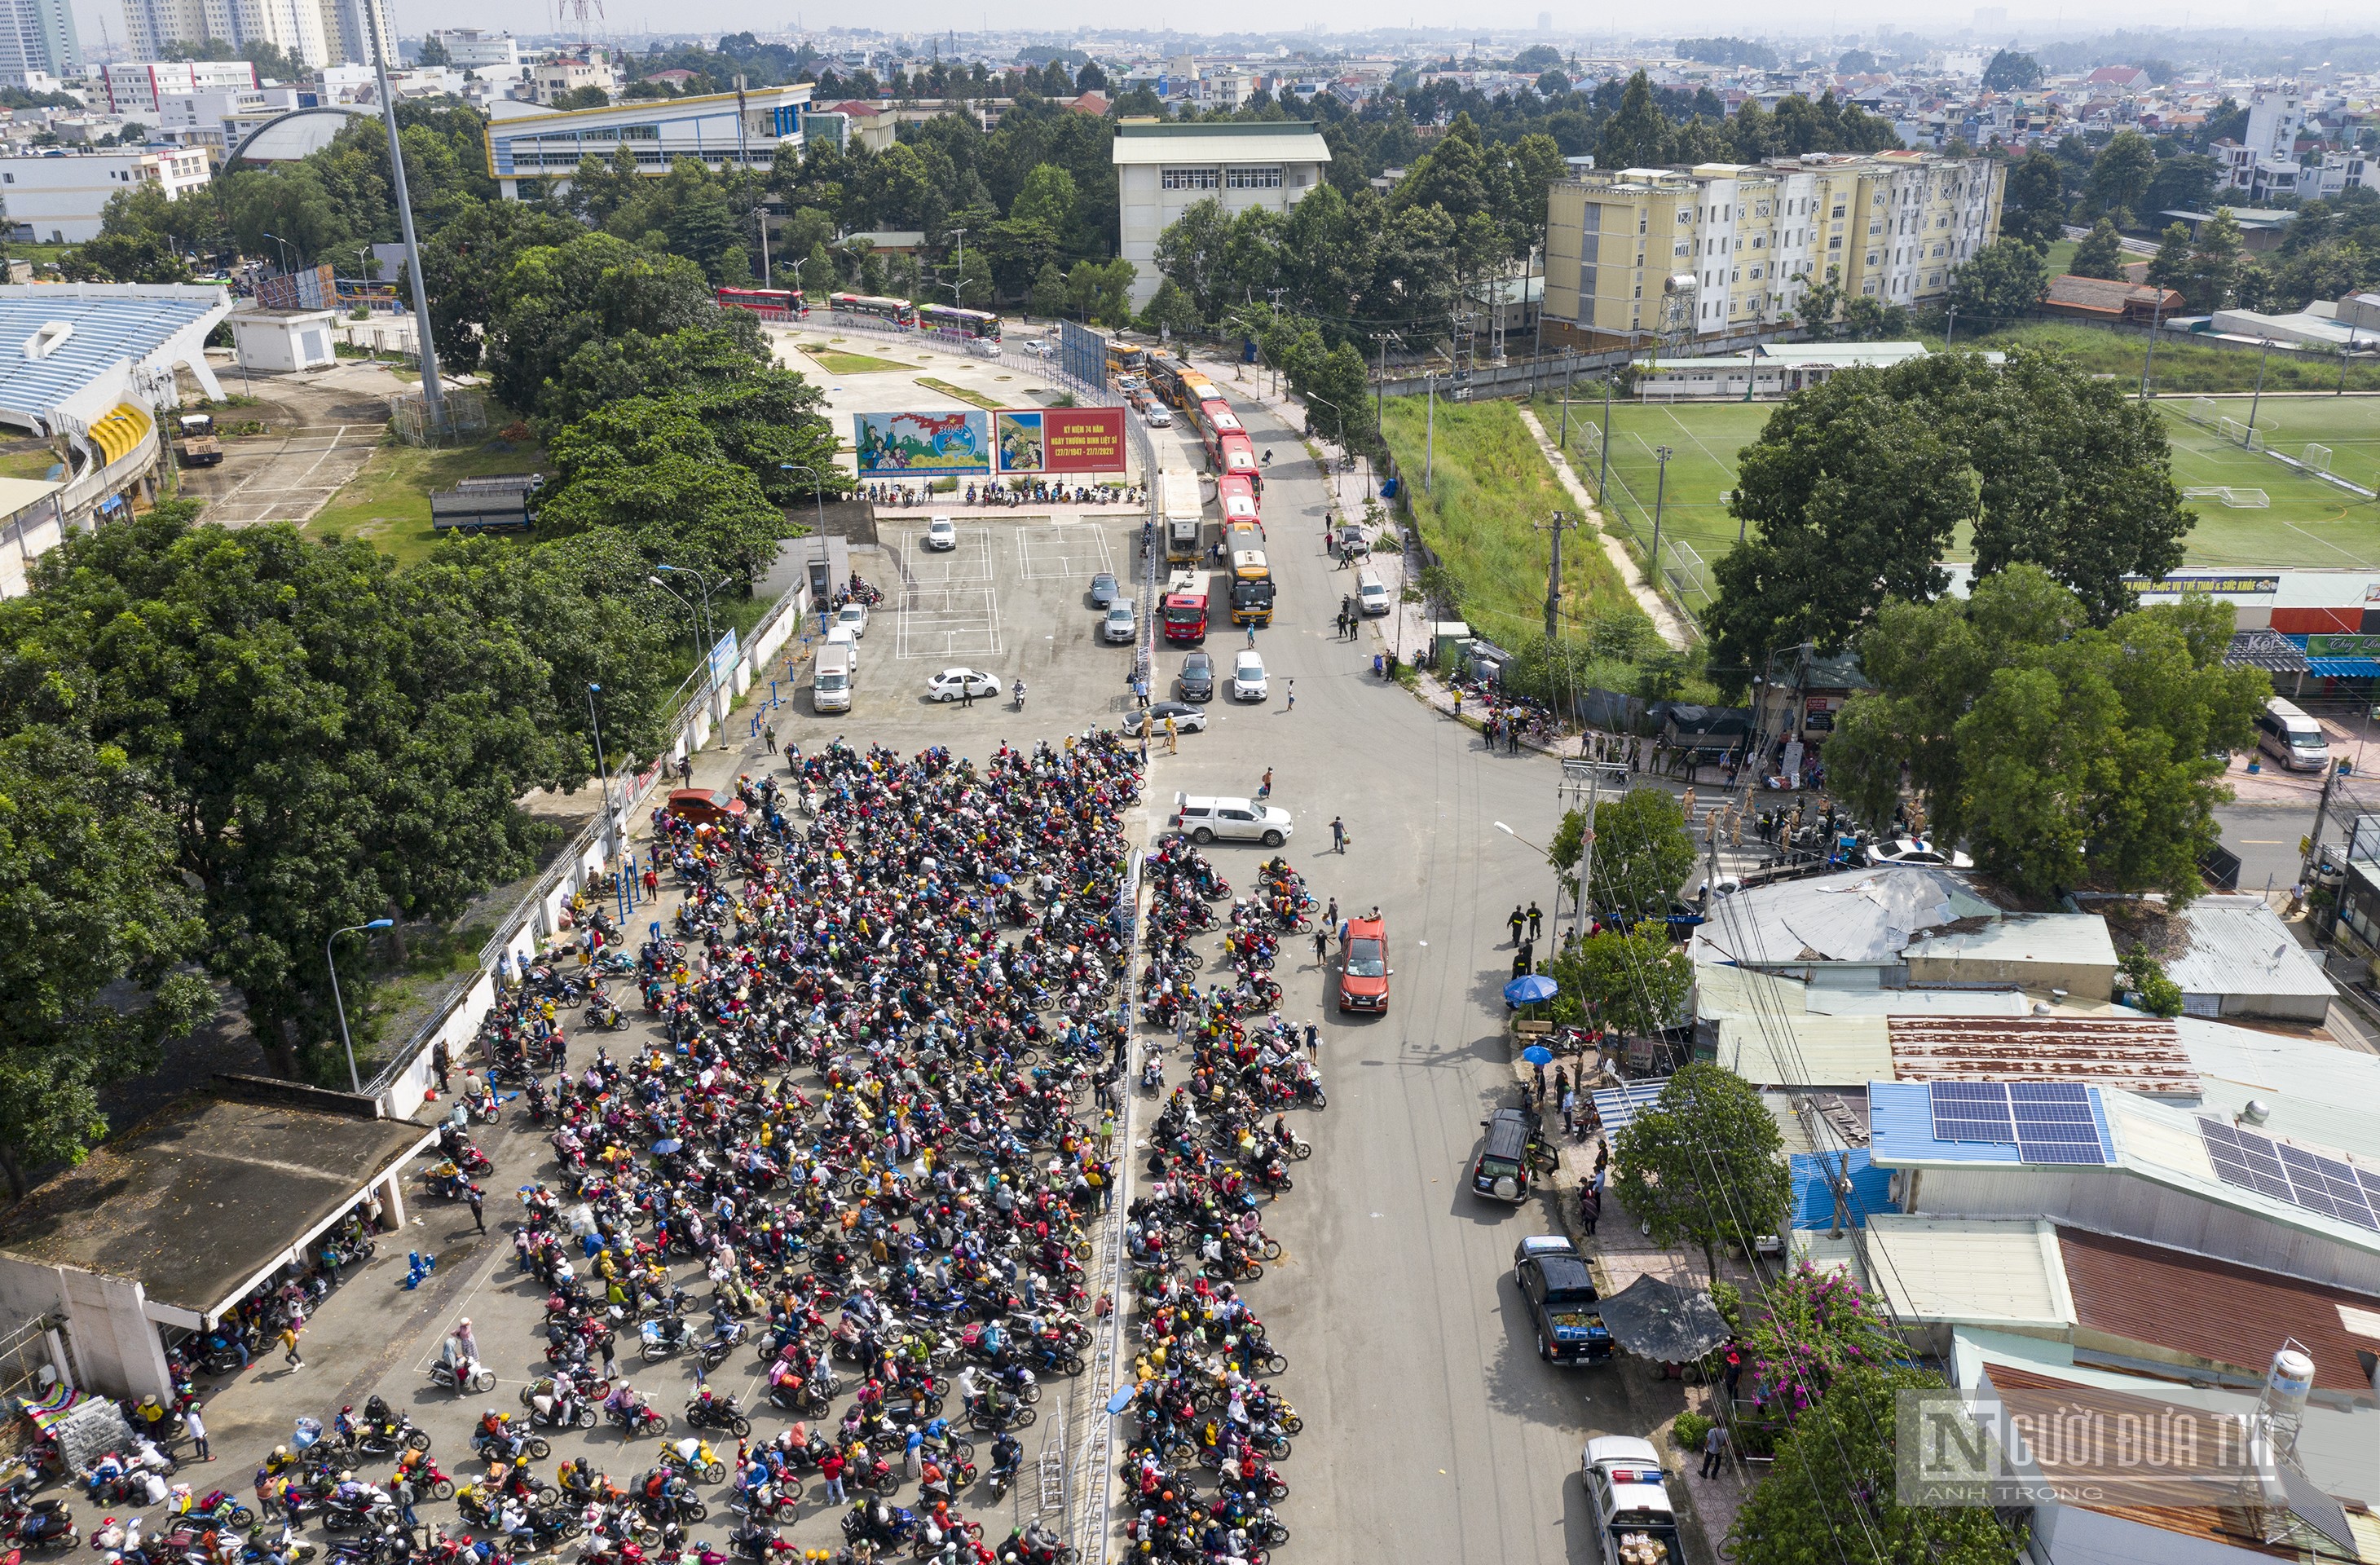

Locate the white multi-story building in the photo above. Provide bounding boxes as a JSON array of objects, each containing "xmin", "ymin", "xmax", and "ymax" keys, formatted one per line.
[
  {"xmin": 0, "ymin": 148, "xmax": 211, "ymax": 242},
  {"xmin": 0, "ymin": 0, "xmax": 82, "ymax": 85},
  {"xmin": 103, "ymin": 59, "xmax": 258, "ymax": 115},
  {"xmin": 153, "ymin": 84, "xmax": 298, "ymax": 156},
  {"xmin": 484, "ymin": 82, "xmax": 811, "ymax": 200},
  {"xmin": 121, "ymin": 0, "xmax": 388, "ymax": 69},
  {"xmin": 2218, "ymin": 86, "xmax": 2307, "ymax": 200},
  {"xmin": 428, "ymin": 27, "xmax": 518, "ymax": 76},
  {"xmin": 1111, "ymin": 120, "xmax": 1333, "ymax": 308}
]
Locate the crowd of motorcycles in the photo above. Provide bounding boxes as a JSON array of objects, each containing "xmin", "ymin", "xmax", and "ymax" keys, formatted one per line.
[{"xmin": 5, "ymin": 733, "xmax": 1327, "ymax": 1565}]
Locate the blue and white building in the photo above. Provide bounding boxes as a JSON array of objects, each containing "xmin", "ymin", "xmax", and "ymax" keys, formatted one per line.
[{"xmin": 483, "ymin": 83, "xmax": 813, "ymax": 201}]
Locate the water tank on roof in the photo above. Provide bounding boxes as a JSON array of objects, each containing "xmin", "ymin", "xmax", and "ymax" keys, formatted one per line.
[{"xmin": 2264, "ymin": 1346, "xmax": 2313, "ymax": 1422}]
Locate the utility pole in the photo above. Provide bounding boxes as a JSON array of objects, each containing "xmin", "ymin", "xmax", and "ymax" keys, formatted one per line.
[
  {"xmin": 1557, "ymin": 356, "xmax": 1574, "ymax": 447},
  {"xmin": 2341, "ymin": 316, "xmax": 2359, "ymax": 396},
  {"xmin": 1558, "ymin": 757, "xmax": 1629, "ymax": 949},
  {"xmin": 1424, "ymin": 373, "xmax": 1435, "ymax": 492},
  {"xmin": 2141, "ymin": 289, "xmax": 2164, "ymax": 399},
  {"xmin": 1597, "ymin": 368, "xmax": 1613, "ymax": 502},
  {"xmin": 1535, "ymin": 511, "xmax": 1579, "ymax": 641},
  {"xmin": 366, "ymin": 0, "xmax": 443, "ymax": 431},
  {"xmin": 2249, "ymin": 335, "xmax": 2271, "ymax": 441},
  {"xmin": 1647, "ymin": 445, "xmax": 1673, "ymax": 597},
  {"xmin": 1370, "ymin": 331, "xmax": 1397, "ymax": 434},
  {"xmin": 1943, "ymin": 303, "xmax": 1957, "ymax": 350}
]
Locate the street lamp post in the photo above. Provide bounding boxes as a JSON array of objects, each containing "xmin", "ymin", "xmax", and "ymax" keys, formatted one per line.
[
  {"xmin": 648, "ymin": 574, "xmax": 713, "ymax": 722},
  {"xmin": 1647, "ymin": 445, "xmax": 1673, "ymax": 598},
  {"xmin": 586, "ymin": 681, "xmax": 627, "ymax": 926},
  {"xmin": 261, "ymin": 231, "xmax": 293, "ymax": 274},
  {"xmin": 657, "ymin": 562, "xmax": 721, "ymax": 655},
  {"xmin": 328, "ymin": 918, "xmax": 395, "ymax": 1094},
  {"xmin": 1492, "ymin": 822, "xmax": 1562, "ymax": 955},
  {"xmin": 778, "ymin": 463, "xmax": 829, "ymax": 531}
]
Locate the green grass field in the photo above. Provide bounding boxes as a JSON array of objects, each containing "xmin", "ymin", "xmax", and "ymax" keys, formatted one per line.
[
  {"xmin": 1381, "ymin": 395, "xmax": 1646, "ymax": 650},
  {"xmin": 1527, "ymin": 390, "xmax": 2380, "ymax": 583},
  {"xmin": 302, "ymin": 436, "xmax": 551, "ymax": 567}
]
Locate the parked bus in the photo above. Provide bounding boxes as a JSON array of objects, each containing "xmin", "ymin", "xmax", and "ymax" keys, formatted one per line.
[
  {"xmin": 919, "ymin": 303, "xmax": 1001, "ymax": 341},
  {"xmin": 1229, "ymin": 552, "xmax": 1274, "ymax": 628},
  {"xmin": 830, "ymin": 293, "xmax": 919, "ymax": 326},
  {"xmin": 1218, "ymin": 474, "xmax": 1263, "ymax": 534},
  {"xmin": 1192, "ymin": 396, "xmax": 1243, "ymax": 447},
  {"xmin": 716, "ymin": 285, "xmax": 807, "ymax": 319},
  {"xmin": 1107, "ymin": 340, "xmax": 1150, "ymax": 377},
  {"xmin": 1214, "ymin": 429, "xmax": 1261, "ymax": 487}
]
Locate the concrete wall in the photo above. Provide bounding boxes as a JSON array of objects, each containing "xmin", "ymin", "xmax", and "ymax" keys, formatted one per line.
[
  {"xmin": 1903, "ymin": 954, "xmax": 2114, "ymax": 1001},
  {"xmin": 0, "ymin": 1259, "xmax": 174, "ymax": 1400}
]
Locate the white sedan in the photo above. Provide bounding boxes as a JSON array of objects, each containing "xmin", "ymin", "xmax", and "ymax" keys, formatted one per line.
[
  {"xmin": 926, "ymin": 668, "xmax": 1000, "ymax": 703},
  {"xmin": 835, "ymin": 602, "xmax": 870, "ymax": 638},
  {"xmin": 1867, "ymin": 838, "xmax": 1975, "ymax": 869}
]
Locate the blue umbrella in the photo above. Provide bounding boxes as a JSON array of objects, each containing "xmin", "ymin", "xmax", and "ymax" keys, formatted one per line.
[
  {"xmin": 989, "ymin": 872, "xmax": 1013, "ymax": 885},
  {"xmin": 651, "ymin": 1140, "xmax": 682, "ymax": 1156},
  {"xmin": 1521, "ymin": 1044, "xmax": 1555, "ymax": 1066},
  {"xmin": 1505, "ymin": 974, "xmax": 1560, "ymax": 1006}
]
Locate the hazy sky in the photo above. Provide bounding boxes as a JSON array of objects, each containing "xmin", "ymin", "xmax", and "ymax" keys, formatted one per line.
[{"xmin": 67, "ymin": 0, "xmax": 2361, "ymax": 61}]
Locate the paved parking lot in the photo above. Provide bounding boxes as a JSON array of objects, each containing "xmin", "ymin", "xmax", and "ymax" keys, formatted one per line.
[{"xmin": 812, "ymin": 517, "xmax": 1151, "ymax": 733}]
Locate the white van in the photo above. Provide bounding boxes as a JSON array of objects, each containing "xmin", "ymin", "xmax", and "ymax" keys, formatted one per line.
[
  {"xmin": 2255, "ymin": 698, "xmax": 2329, "ymax": 772},
  {"xmin": 813, "ymin": 644, "xmax": 853, "ymax": 713},
  {"xmin": 1356, "ymin": 569, "xmax": 1391, "ymax": 617}
]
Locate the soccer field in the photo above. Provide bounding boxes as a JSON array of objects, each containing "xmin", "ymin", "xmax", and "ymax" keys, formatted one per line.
[{"xmin": 1532, "ymin": 391, "xmax": 2380, "ymax": 581}]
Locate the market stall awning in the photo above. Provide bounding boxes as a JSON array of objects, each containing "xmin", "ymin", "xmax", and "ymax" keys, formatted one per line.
[{"xmin": 1596, "ymin": 1273, "xmax": 1732, "ymax": 1363}]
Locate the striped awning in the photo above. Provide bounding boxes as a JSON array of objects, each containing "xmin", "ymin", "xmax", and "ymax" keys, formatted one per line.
[
  {"xmin": 1591, "ymin": 1078, "xmax": 1673, "ymax": 1135},
  {"xmin": 2307, "ymin": 657, "xmax": 2380, "ymax": 678}
]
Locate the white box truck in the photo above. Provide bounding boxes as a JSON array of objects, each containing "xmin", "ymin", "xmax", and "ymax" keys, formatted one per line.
[{"xmin": 1161, "ymin": 469, "xmax": 1205, "ymax": 565}]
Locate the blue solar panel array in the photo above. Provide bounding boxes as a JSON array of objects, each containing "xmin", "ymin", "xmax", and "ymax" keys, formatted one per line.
[
  {"xmin": 2198, "ymin": 1118, "xmax": 2380, "ymax": 1231},
  {"xmin": 1927, "ymin": 1082, "xmax": 2111, "ymax": 1166}
]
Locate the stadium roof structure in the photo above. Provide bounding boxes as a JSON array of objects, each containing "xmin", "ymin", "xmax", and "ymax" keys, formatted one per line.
[
  {"xmin": 0, "ymin": 283, "xmax": 231, "ymax": 437},
  {"xmin": 228, "ymin": 104, "xmax": 369, "ymax": 164}
]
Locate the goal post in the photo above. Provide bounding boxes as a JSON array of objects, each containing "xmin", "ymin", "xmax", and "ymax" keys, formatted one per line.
[
  {"xmin": 2307, "ymin": 443, "xmax": 2334, "ymax": 474},
  {"xmin": 2188, "ymin": 397, "xmax": 2219, "ymax": 427},
  {"xmin": 2218, "ymin": 416, "xmax": 2263, "ymax": 451}
]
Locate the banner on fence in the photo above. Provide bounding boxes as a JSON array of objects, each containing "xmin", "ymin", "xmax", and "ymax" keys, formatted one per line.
[
  {"xmin": 708, "ymin": 628, "xmax": 742, "ymax": 690},
  {"xmin": 995, "ymin": 408, "xmax": 1128, "ymax": 474},
  {"xmin": 853, "ymin": 410, "xmax": 993, "ymax": 477}
]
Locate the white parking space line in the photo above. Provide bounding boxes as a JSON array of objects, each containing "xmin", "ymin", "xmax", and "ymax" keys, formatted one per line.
[
  {"xmin": 892, "ymin": 528, "xmax": 1003, "ymax": 660},
  {"xmin": 1015, "ymin": 523, "xmax": 1117, "ymax": 583}
]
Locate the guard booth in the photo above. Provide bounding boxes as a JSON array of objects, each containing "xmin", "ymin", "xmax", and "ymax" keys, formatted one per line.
[{"xmin": 798, "ymin": 535, "xmax": 852, "ymax": 606}]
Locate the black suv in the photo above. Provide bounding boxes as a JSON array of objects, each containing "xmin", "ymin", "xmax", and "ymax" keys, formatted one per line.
[
  {"xmin": 1471, "ymin": 1108, "xmax": 1538, "ymax": 1203},
  {"xmin": 1179, "ymin": 650, "xmax": 1215, "ymax": 703},
  {"xmin": 1515, "ymin": 1250, "xmax": 1614, "ymax": 1365}
]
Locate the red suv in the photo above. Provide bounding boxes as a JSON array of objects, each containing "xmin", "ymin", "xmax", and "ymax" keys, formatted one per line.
[{"xmin": 1339, "ymin": 916, "xmax": 1390, "ymax": 1014}]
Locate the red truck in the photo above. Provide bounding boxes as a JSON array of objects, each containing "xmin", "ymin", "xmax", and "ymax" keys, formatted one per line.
[{"xmin": 1161, "ymin": 569, "xmax": 1208, "ymax": 643}]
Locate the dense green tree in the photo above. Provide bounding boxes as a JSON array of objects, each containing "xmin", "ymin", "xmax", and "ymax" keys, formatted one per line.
[
  {"xmin": 2182, "ymin": 207, "xmax": 2245, "ymax": 312},
  {"xmin": 1598, "ymin": 71, "xmax": 1671, "ymax": 170},
  {"xmin": 2068, "ymin": 218, "xmax": 2127, "ymax": 280},
  {"xmin": 1982, "ymin": 49, "xmax": 2043, "ymax": 90},
  {"xmin": 2145, "ymin": 219, "xmax": 2194, "ymax": 294},
  {"xmin": 483, "ymin": 234, "xmax": 722, "ymax": 420},
  {"xmin": 408, "ymin": 200, "xmax": 584, "ymax": 373},
  {"xmin": 1824, "ymin": 565, "xmax": 2268, "ymax": 904},
  {"xmin": 2144, "ymin": 152, "xmax": 2218, "ymax": 219},
  {"xmin": 1545, "ymin": 921, "xmax": 1691, "ymax": 1040},
  {"xmin": 1572, "ymin": 788, "xmax": 1696, "ymax": 921},
  {"xmin": 1998, "ymin": 149, "xmax": 2069, "ymax": 249},
  {"xmin": 0, "ymin": 725, "xmax": 212, "ymax": 1195},
  {"xmin": 539, "ymin": 398, "xmax": 791, "ymax": 588},
  {"xmin": 2087, "ymin": 129, "xmax": 2157, "ymax": 224},
  {"xmin": 1943, "ymin": 236, "xmax": 2047, "ymax": 327},
  {"xmin": 0, "ymin": 507, "xmax": 560, "ymax": 1080},
  {"xmin": 1611, "ymin": 1063, "xmax": 1790, "ymax": 1281},
  {"xmin": 1029, "ymin": 261, "xmax": 1068, "ymax": 319},
  {"xmin": 1729, "ymin": 1364, "xmax": 2023, "ymax": 1565}
]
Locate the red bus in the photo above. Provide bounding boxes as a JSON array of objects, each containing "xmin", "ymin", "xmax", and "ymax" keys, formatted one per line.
[
  {"xmin": 716, "ymin": 286, "xmax": 806, "ymax": 319},
  {"xmin": 1214, "ymin": 429, "xmax": 1261, "ymax": 488},
  {"xmin": 1218, "ymin": 473, "xmax": 1262, "ymax": 533}
]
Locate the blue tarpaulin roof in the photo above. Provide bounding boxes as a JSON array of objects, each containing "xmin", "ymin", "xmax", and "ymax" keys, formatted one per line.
[
  {"xmin": 2307, "ymin": 657, "xmax": 2380, "ymax": 678},
  {"xmin": 1788, "ymin": 1148, "xmax": 1897, "ymax": 1229}
]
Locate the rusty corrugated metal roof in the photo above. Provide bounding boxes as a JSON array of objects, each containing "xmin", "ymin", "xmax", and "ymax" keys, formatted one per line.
[
  {"xmin": 1888, "ymin": 1013, "xmax": 2199, "ymax": 1094},
  {"xmin": 2057, "ymin": 1226, "xmax": 2380, "ymax": 1393}
]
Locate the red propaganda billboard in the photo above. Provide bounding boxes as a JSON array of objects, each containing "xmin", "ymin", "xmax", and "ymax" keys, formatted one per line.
[{"xmin": 992, "ymin": 407, "xmax": 1126, "ymax": 474}]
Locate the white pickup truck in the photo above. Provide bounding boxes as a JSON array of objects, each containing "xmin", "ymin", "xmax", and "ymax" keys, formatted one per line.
[{"xmin": 1581, "ymin": 1436, "xmax": 1686, "ymax": 1565}]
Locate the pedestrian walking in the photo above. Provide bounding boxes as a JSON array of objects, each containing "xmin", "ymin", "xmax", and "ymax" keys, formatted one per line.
[
  {"xmin": 961, "ymin": 681, "xmax": 974, "ymax": 709},
  {"xmin": 1330, "ymin": 816, "xmax": 1346, "ymax": 853},
  {"xmin": 183, "ymin": 1400, "xmax": 211, "ymax": 1461},
  {"xmin": 1324, "ymin": 897, "xmax": 1338, "ymax": 928},
  {"xmin": 1165, "ymin": 716, "xmax": 1178, "ymax": 754},
  {"xmin": 1136, "ymin": 677, "xmax": 1151, "ymax": 710},
  {"xmin": 677, "ymin": 753, "xmax": 694, "ymax": 786},
  {"xmin": 467, "ymin": 1186, "xmax": 486, "ymax": 1234},
  {"xmin": 1527, "ymin": 902, "xmax": 1543, "ymax": 941},
  {"xmin": 1258, "ymin": 767, "xmax": 1273, "ymax": 797},
  {"xmin": 598, "ymin": 1333, "xmax": 618, "ymax": 1378},
  {"xmin": 821, "ymin": 1451, "xmax": 847, "ymax": 1505},
  {"xmin": 392, "ymin": 1475, "xmax": 421, "ymax": 1546},
  {"xmin": 277, "ymin": 1320, "xmax": 303, "ymax": 1370},
  {"xmin": 1506, "ymin": 905, "xmax": 1526, "ymax": 946},
  {"xmin": 430, "ymin": 1041, "xmax": 450, "ymax": 1094},
  {"xmin": 1723, "ymin": 1350, "xmax": 1743, "ymax": 1404},
  {"xmin": 1452, "ymin": 689, "xmax": 1463, "ymax": 720},
  {"xmin": 1580, "ymin": 1184, "xmax": 1601, "ymax": 1236},
  {"xmin": 1303, "ymin": 1020, "xmax": 1319, "ymax": 1056},
  {"xmin": 1245, "ymin": 624, "xmax": 1257, "ymax": 648},
  {"xmin": 1699, "ymin": 1421, "xmax": 1730, "ymax": 1479},
  {"xmin": 762, "ymin": 722, "xmax": 778, "ymax": 755},
  {"xmin": 1561, "ymin": 1087, "xmax": 1578, "ymax": 1139},
  {"xmin": 1311, "ymin": 928, "xmax": 1329, "ymax": 967},
  {"xmin": 1285, "ymin": 681, "xmax": 1295, "ymax": 711}
]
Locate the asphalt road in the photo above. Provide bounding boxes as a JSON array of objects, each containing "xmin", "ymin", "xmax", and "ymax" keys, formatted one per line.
[
  {"xmin": 169, "ymin": 377, "xmax": 1677, "ymax": 1565},
  {"xmin": 2214, "ymin": 801, "xmax": 2317, "ymax": 897}
]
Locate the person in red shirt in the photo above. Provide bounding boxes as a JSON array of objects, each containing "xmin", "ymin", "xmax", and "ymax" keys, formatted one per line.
[{"xmin": 820, "ymin": 1450, "xmax": 847, "ymax": 1505}]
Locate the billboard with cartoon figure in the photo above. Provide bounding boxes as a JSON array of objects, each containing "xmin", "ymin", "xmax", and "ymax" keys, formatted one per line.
[{"xmin": 853, "ymin": 411, "xmax": 993, "ymax": 478}]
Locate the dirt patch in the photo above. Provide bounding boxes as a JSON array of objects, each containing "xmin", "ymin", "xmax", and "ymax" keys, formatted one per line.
[{"xmin": 177, "ymin": 359, "xmax": 414, "ymax": 529}]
